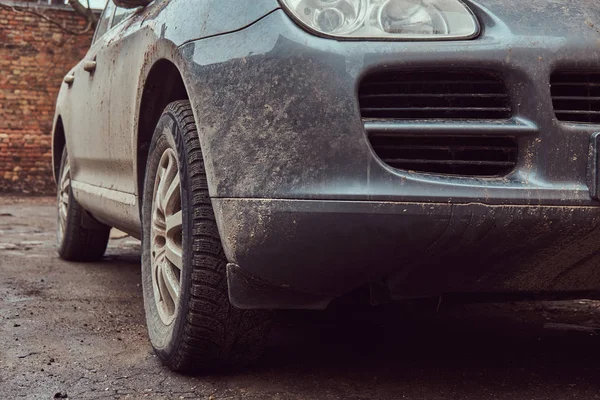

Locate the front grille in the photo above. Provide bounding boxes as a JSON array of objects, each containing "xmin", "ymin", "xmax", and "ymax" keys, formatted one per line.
[
  {"xmin": 369, "ymin": 134, "xmax": 518, "ymax": 176},
  {"xmin": 551, "ymin": 71, "xmax": 600, "ymax": 124},
  {"xmin": 359, "ymin": 70, "xmax": 511, "ymax": 120}
]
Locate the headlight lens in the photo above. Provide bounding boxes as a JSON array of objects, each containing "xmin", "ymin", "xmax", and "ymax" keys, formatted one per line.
[{"xmin": 279, "ymin": 0, "xmax": 479, "ymax": 40}]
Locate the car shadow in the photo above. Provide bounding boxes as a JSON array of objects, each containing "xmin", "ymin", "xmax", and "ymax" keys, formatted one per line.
[
  {"xmin": 102, "ymin": 248, "xmax": 600, "ymax": 397},
  {"xmin": 248, "ymin": 301, "xmax": 600, "ymax": 396}
]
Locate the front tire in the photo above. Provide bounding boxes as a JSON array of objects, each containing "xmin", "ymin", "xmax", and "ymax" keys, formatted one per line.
[
  {"xmin": 56, "ymin": 148, "xmax": 111, "ymax": 261},
  {"xmin": 141, "ymin": 100, "xmax": 272, "ymax": 373}
]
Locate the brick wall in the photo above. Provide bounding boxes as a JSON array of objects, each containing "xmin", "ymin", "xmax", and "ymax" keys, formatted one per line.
[{"xmin": 0, "ymin": 2, "xmax": 94, "ymax": 194}]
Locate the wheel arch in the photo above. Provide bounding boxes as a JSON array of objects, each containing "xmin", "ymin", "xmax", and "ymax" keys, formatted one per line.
[
  {"xmin": 52, "ymin": 115, "xmax": 66, "ymax": 186},
  {"xmin": 136, "ymin": 58, "xmax": 190, "ymax": 214}
]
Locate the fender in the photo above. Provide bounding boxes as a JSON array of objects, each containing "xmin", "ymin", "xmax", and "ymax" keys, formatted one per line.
[{"xmin": 130, "ymin": 0, "xmax": 281, "ymax": 198}]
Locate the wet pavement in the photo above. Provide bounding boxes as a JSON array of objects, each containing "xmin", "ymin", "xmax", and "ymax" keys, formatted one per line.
[{"xmin": 1, "ymin": 197, "xmax": 600, "ymax": 399}]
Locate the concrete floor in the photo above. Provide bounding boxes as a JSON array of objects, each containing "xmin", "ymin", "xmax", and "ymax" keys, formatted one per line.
[{"xmin": 2, "ymin": 197, "xmax": 600, "ymax": 399}]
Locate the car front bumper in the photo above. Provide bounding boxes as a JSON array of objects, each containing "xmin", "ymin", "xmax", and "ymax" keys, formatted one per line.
[
  {"xmin": 179, "ymin": 4, "xmax": 600, "ymax": 308},
  {"xmin": 216, "ymin": 199, "xmax": 600, "ymax": 309}
]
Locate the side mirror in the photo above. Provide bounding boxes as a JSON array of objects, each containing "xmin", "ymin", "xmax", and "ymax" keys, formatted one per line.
[{"xmin": 112, "ymin": 0, "xmax": 152, "ymax": 8}]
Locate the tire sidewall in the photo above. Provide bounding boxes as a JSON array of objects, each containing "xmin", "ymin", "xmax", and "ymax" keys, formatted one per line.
[{"xmin": 142, "ymin": 110, "xmax": 193, "ymax": 363}]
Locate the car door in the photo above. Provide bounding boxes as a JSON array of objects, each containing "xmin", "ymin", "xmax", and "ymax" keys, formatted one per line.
[
  {"xmin": 69, "ymin": 1, "xmax": 144, "ymax": 234},
  {"xmin": 67, "ymin": 0, "xmax": 116, "ymax": 192},
  {"xmin": 97, "ymin": 4, "xmax": 141, "ymax": 197}
]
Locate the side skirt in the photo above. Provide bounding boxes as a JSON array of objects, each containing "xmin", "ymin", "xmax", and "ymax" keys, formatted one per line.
[{"xmin": 71, "ymin": 180, "xmax": 142, "ymax": 239}]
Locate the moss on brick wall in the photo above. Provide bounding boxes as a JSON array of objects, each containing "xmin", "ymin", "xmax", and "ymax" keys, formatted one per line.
[{"xmin": 0, "ymin": 5, "xmax": 93, "ymax": 194}]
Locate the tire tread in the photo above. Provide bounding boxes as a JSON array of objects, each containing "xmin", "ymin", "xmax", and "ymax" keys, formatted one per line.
[{"xmin": 145, "ymin": 100, "xmax": 271, "ymax": 373}]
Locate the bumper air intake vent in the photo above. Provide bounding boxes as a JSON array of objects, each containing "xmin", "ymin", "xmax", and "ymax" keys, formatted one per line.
[
  {"xmin": 551, "ymin": 71, "xmax": 600, "ymax": 124},
  {"xmin": 369, "ymin": 135, "xmax": 518, "ymax": 176},
  {"xmin": 359, "ymin": 70, "xmax": 517, "ymax": 176},
  {"xmin": 359, "ymin": 70, "xmax": 511, "ymax": 120}
]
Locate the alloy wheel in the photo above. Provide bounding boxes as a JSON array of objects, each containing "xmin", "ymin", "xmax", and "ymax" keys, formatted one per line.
[{"xmin": 151, "ymin": 148, "xmax": 184, "ymax": 325}]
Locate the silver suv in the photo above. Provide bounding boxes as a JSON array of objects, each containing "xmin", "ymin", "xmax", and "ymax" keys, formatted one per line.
[{"xmin": 53, "ymin": 0, "xmax": 600, "ymax": 373}]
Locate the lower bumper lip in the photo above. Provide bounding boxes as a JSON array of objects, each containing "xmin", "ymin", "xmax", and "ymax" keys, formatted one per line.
[{"xmin": 218, "ymin": 197, "xmax": 600, "ymax": 307}]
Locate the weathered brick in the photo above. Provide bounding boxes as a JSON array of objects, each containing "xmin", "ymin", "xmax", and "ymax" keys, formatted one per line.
[{"xmin": 0, "ymin": 4, "xmax": 93, "ymax": 194}]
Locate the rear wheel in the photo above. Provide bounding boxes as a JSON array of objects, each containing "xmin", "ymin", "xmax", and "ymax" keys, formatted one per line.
[
  {"xmin": 56, "ymin": 148, "xmax": 111, "ymax": 261},
  {"xmin": 141, "ymin": 100, "xmax": 272, "ymax": 373}
]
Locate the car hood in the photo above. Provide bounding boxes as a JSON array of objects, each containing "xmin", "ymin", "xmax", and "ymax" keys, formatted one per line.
[{"xmin": 473, "ymin": 0, "xmax": 600, "ymax": 40}]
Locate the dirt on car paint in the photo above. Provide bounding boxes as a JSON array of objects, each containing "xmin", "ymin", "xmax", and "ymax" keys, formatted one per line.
[{"xmin": 3, "ymin": 196, "xmax": 600, "ymax": 399}]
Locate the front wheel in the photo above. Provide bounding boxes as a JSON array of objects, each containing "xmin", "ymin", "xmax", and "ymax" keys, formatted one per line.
[{"xmin": 141, "ymin": 100, "xmax": 272, "ymax": 373}]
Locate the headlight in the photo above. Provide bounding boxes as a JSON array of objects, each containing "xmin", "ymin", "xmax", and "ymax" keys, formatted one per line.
[{"xmin": 278, "ymin": 0, "xmax": 479, "ymax": 40}]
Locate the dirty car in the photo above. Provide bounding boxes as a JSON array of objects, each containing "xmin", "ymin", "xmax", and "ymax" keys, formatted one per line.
[{"xmin": 52, "ymin": 0, "xmax": 600, "ymax": 372}]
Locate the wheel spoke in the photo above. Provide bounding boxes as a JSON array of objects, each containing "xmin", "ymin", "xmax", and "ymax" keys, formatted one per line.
[
  {"xmin": 155, "ymin": 167, "xmax": 168, "ymax": 211},
  {"xmin": 164, "ymin": 174, "xmax": 181, "ymax": 214},
  {"xmin": 156, "ymin": 262, "xmax": 171, "ymax": 305},
  {"xmin": 165, "ymin": 151, "xmax": 178, "ymax": 179},
  {"xmin": 162, "ymin": 263, "xmax": 180, "ymax": 304},
  {"xmin": 59, "ymin": 205, "xmax": 66, "ymax": 232},
  {"xmin": 59, "ymin": 203, "xmax": 67, "ymax": 221},
  {"xmin": 165, "ymin": 237, "xmax": 183, "ymax": 270},
  {"xmin": 61, "ymin": 177, "xmax": 70, "ymax": 193},
  {"xmin": 57, "ymin": 155, "xmax": 71, "ymax": 244},
  {"xmin": 157, "ymin": 164, "xmax": 166, "ymax": 184},
  {"xmin": 166, "ymin": 210, "xmax": 182, "ymax": 234},
  {"xmin": 152, "ymin": 206, "xmax": 166, "ymax": 230},
  {"xmin": 153, "ymin": 251, "xmax": 163, "ymax": 280},
  {"xmin": 60, "ymin": 163, "xmax": 70, "ymax": 190}
]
